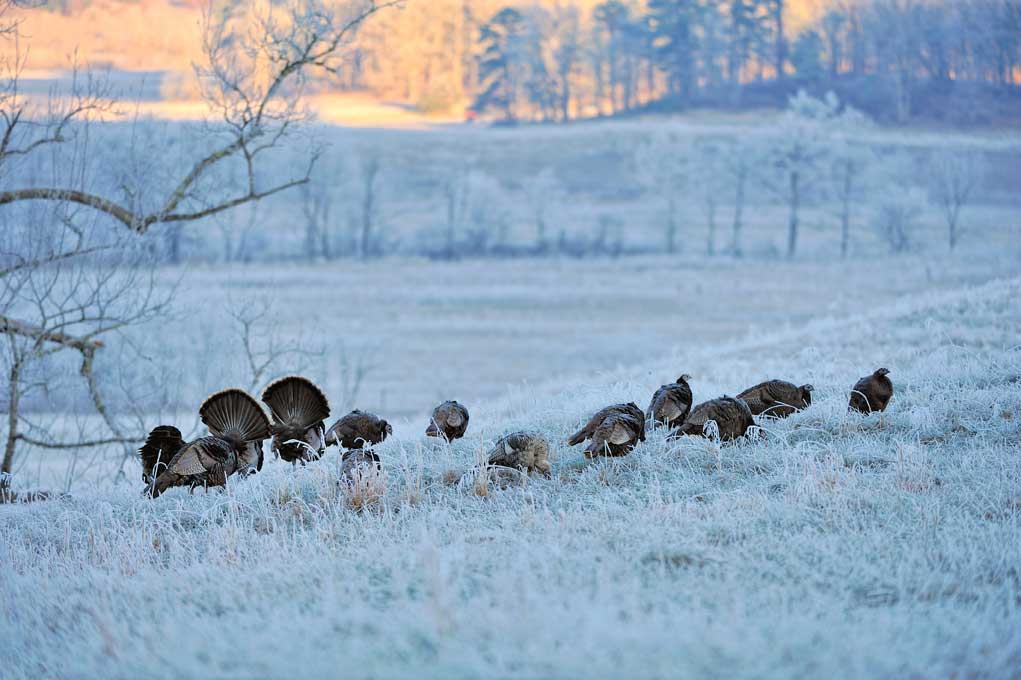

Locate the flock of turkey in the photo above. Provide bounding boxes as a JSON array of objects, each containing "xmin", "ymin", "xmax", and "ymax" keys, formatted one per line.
[{"xmin": 139, "ymin": 368, "xmax": 895, "ymax": 497}]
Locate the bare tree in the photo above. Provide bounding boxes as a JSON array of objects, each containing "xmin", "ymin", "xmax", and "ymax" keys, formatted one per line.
[
  {"xmin": 720, "ymin": 139, "xmax": 756, "ymax": 257},
  {"xmin": 929, "ymin": 149, "xmax": 982, "ymax": 250},
  {"xmin": 523, "ymin": 167, "xmax": 563, "ymax": 253},
  {"xmin": 827, "ymin": 107, "xmax": 874, "ymax": 258},
  {"xmin": 0, "ymin": 0, "xmax": 399, "ymax": 497},
  {"xmin": 229, "ymin": 299, "xmax": 323, "ymax": 393},
  {"xmin": 354, "ymin": 153, "xmax": 383, "ymax": 258},
  {"xmin": 760, "ymin": 91, "xmax": 839, "ymax": 258},
  {"xmin": 300, "ymin": 175, "xmax": 335, "ymax": 260}
]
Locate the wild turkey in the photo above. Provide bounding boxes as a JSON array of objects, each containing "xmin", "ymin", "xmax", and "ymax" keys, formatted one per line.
[
  {"xmin": 425, "ymin": 400, "xmax": 470, "ymax": 441},
  {"xmin": 849, "ymin": 368, "xmax": 893, "ymax": 414},
  {"xmin": 261, "ymin": 376, "xmax": 331, "ymax": 463},
  {"xmin": 737, "ymin": 380, "xmax": 813, "ymax": 418},
  {"xmin": 339, "ymin": 448, "xmax": 382, "ymax": 483},
  {"xmin": 140, "ymin": 389, "xmax": 270, "ymax": 498},
  {"xmin": 567, "ymin": 402, "xmax": 645, "ymax": 458},
  {"xmin": 647, "ymin": 375, "xmax": 693, "ymax": 428},
  {"xmin": 325, "ymin": 410, "xmax": 391, "ymax": 450},
  {"xmin": 486, "ymin": 432, "xmax": 551, "ymax": 477},
  {"xmin": 677, "ymin": 396, "xmax": 754, "ymax": 441}
]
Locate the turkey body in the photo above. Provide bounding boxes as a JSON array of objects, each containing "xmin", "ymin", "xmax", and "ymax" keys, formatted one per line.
[
  {"xmin": 849, "ymin": 368, "xmax": 893, "ymax": 413},
  {"xmin": 567, "ymin": 402, "xmax": 646, "ymax": 458},
  {"xmin": 426, "ymin": 400, "xmax": 470, "ymax": 441},
  {"xmin": 677, "ymin": 397, "xmax": 755, "ymax": 441},
  {"xmin": 487, "ymin": 432, "xmax": 551, "ymax": 476},
  {"xmin": 647, "ymin": 375, "xmax": 694, "ymax": 428},
  {"xmin": 262, "ymin": 376, "xmax": 331, "ymax": 463},
  {"xmin": 326, "ymin": 410, "xmax": 392, "ymax": 450},
  {"xmin": 737, "ymin": 380, "xmax": 813, "ymax": 418}
]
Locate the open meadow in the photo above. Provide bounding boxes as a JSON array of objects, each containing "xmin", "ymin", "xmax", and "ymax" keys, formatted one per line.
[{"xmin": 2, "ymin": 269, "xmax": 1019, "ymax": 678}]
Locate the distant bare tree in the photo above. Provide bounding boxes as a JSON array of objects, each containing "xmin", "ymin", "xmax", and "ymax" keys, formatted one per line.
[
  {"xmin": 354, "ymin": 153, "xmax": 383, "ymax": 258},
  {"xmin": 930, "ymin": 150, "xmax": 982, "ymax": 250},
  {"xmin": 300, "ymin": 174, "xmax": 335, "ymax": 260},
  {"xmin": 721, "ymin": 140, "xmax": 755, "ymax": 257},
  {"xmin": 761, "ymin": 92, "xmax": 843, "ymax": 258},
  {"xmin": 523, "ymin": 167, "xmax": 563, "ymax": 252}
]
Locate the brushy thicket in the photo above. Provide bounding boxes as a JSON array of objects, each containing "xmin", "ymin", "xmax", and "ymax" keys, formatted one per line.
[{"xmin": 1, "ymin": 278, "xmax": 1019, "ymax": 679}]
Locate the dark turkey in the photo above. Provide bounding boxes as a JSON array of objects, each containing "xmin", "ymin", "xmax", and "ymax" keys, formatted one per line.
[
  {"xmin": 849, "ymin": 368, "xmax": 893, "ymax": 414},
  {"xmin": 326, "ymin": 410, "xmax": 391, "ymax": 450},
  {"xmin": 567, "ymin": 402, "xmax": 646, "ymax": 458},
  {"xmin": 486, "ymin": 432, "xmax": 551, "ymax": 477},
  {"xmin": 140, "ymin": 389, "xmax": 270, "ymax": 498},
  {"xmin": 647, "ymin": 374, "xmax": 694, "ymax": 428},
  {"xmin": 677, "ymin": 396, "xmax": 755, "ymax": 440},
  {"xmin": 261, "ymin": 376, "xmax": 331, "ymax": 463},
  {"xmin": 737, "ymin": 379, "xmax": 813, "ymax": 418},
  {"xmin": 425, "ymin": 400, "xmax": 470, "ymax": 441}
]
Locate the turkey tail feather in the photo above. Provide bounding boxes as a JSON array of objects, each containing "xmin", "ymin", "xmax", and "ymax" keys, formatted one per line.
[
  {"xmin": 566, "ymin": 429, "xmax": 587, "ymax": 446},
  {"xmin": 200, "ymin": 389, "xmax": 270, "ymax": 443},
  {"xmin": 139, "ymin": 425, "xmax": 184, "ymax": 484},
  {"xmin": 261, "ymin": 376, "xmax": 331, "ymax": 430}
]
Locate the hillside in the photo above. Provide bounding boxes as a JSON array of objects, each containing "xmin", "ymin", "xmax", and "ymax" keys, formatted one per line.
[{"xmin": 2, "ymin": 275, "xmax": 1019, "ymax": 678}]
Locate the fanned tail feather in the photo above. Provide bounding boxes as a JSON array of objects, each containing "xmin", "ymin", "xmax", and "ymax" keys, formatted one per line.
[
  {"xmin": 261, "ymin": 376, "xmax": 331, "ymax": 430},
  {"xmin": 139, "ymin": 425, "xmax": 184, "ymax": 484},
  {"xmin": 200, "ymin": 389, "xmax": 270, "ymax": 443}
]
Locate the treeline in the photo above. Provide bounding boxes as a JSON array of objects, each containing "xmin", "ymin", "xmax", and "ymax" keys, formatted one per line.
[
  {"xmin": 341, "ymin": 0, "xmax": 1021, "ymax": 124},
  {"xmin": 151, "ymin": 92, "xmax": 1002, "ymax": 266},
  {"xmin": 20, "ymin": 1, "xmax": 1021, "ymax": 124}
]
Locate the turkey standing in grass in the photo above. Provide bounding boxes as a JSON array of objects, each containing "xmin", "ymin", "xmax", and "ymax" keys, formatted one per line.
[
  {"xmin": 567, "ymin": 402, "xmax": 646, "ymax": 458},
  {"xmin": 486, "ymin": 432, "xmax": 551, "ymax": 477},
  {"xmin": 647, "ymin": 375, "xmax": 693, "ymax": 428},
  {"xmin": 677, "ymin": 397, "xmax": 755, "ymax": 441},
  {"xmin": 849, "ymin": 368, "xmax": 893, "ymax": 414},
  {"xmin": 325, "ymin": 410, "xmax": 391, "ymax": 450},
  {"xmin": 737, "ymin": 380, "xmax": 813, "ymax": 418},
  {"xmin": 140, "ymin": 389, "xmax": 270, "ymax": 498},
  {"xmin": 261, "ymin": 376, "xmax": 331, "ymax": 463},
  {"xmin": 425, "ymin": 400, "xmax": 470, "ymax": 441}
]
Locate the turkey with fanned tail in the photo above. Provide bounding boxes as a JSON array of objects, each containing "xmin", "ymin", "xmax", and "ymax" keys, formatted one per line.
[
  {"xmin": 140, "ymin": 389, "xmax": 270, "ymax": 498},
  {"xmin": 261, "ymin": 376, "xmax": 331, "ymax": 463}
]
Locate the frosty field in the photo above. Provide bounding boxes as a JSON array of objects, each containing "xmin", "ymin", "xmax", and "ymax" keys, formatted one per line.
[{"xmin": 2, "ymin": 272, "xmax": 1019, "ymax": 679}]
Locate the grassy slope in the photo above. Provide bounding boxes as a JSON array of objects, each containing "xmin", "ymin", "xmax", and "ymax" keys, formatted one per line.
[{"xmin": 1, "ymin": 277, "xmax": 1020, "ymax": 679}]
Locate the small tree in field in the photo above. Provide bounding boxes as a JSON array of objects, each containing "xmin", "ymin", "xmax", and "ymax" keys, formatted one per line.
[
  {"xmin": 871, "ymin": 154, "xmax": 925, "ymax": 254},
  {"xmin": 826, "ymin": 106, "xmax": 875, "ymax": 258},
  {"xmin": 691, "ymin": 139, "xmax": 728, "ymax": 256},
  {"xmin": 929, "ymin": 149, "xmax": 983, "ymax": 250},
  {"xmin": 719, "ymin": 137, "xmax": 760, "ymax": 257},
  {"xmin": 636, "ymin": 131, "xmax": 690, "ymax": 254},
  {"xmin": 524, "ymin": 167, "xmax": 563, "ymax": 253},
  {"xmin": 760, "ymin": 91, "xmax": 840, "ymax": 258}
]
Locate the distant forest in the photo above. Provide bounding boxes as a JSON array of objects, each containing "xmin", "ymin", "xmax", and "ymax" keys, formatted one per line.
[{"xmin": 26, "ymin": 0, "xmax": 1021, "ymax": 124}]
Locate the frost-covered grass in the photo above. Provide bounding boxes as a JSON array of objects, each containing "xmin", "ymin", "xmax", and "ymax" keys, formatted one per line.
[{"xmin": 2, "ymin": 276, "xmax": 1020, "ymax": 678}]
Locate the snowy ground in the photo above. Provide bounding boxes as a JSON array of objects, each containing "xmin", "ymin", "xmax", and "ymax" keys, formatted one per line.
[{"xmin": 2, "ymin": 273, "xmax": 1019, "ymax": 678}]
